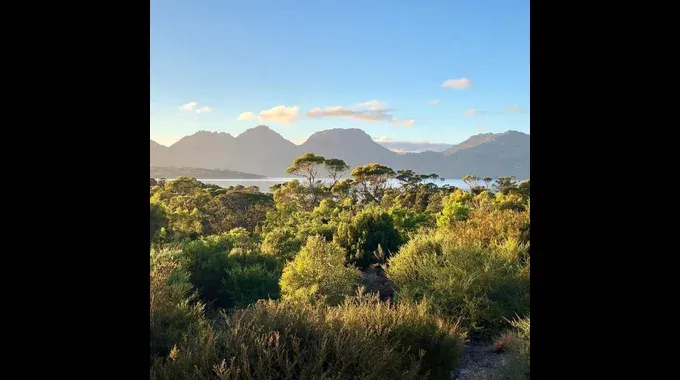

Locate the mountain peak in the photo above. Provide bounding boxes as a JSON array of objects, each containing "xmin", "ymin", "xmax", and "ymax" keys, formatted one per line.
[
  {"xmin": 191, "ymin": 130, "xmax": 234, "ymax": 138},
  {"xmin": 305, "ymin": 128, "xmax": 373, "ymax": 144},
  {"xmin": 150, "ymin": 127, "xmax": 529, "ymax": 178},
  {"xmin": 236, "ymin": 125, "xmax": 296, "ymax": 153},
  {"xmin": 498, "ymin": 130, "xmax": 529, "ymax": 137},
  {"xmin": 442, "ymin": 131, "xmax": 528, "ymax": 156},
  {"xmin": 171, "ymin": 130, "xmax": 235, "ymax": 148},
  {"xmin": 237, "ymin": 125, "xmax": 283, "ymax": 139}
]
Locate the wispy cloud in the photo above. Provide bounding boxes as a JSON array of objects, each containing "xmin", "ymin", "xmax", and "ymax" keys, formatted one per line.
[
  {"xmin": 373, "ymin": 137, "xmax": 452, "ymax": 153},
  {"xmin": 428, "ymin": 99, "xmax": 440, "ymax": 105},
  {"xmin": 507, "ymin": 105, "xmax": 526, "ymax": 113},
  {"xmin": 237, "ymin": 112, "xmax": 256, "ymax": 121},
  {"xmin": 259, "ymin": 105, "xmax": 300, "ymax": 124},
  {"xmin": 357, "ymin": 100, "xmax": 388, "ymax": 111},
  {"xmin": 180, "ymin": 101, "xmax": 213, "ymax": 113},
  {"xmin": 474, "ymin": 125, "xmax": 486, "ymax": 132},
  {"xmin": 236, "ymin": 106, "xmax": 300, "ymax": 124},
  {"xmin": 389, "ymin": 118, "xmax": 415, "ymax": 127},
  {"xmin": 464, "ymin": 109, "xmax": 488, "ymax": 116},
  {"xmin": 306, "ymin": 100, "xmax": 415, "ymax": 127},
  {"xmin": 179, "ymin": 101, "xmax": 197, "ymax": 111},
  {"xmin": 442, "ymin": 78, "xmax": 471, "ymax": 89},
  {"xmin": 464, "ymin": 106, "xmax": 527, "ymax": 116}
]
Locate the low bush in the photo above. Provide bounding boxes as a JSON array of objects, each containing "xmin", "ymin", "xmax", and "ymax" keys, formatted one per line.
[
  {"xmin": 386, "ymin": 232, "xmax": 529, "ymax": 338},
  {"xmin": 334, "ymin": 205, "xmax": 403, "ymax": 268},
  {"xmin": 260, "ymin": 226, "xmax": 303, "ymax": 261},
  {"xmin": 175, "ymin": 232, "xmax": 282, "ymax": 310},
  {"xmin": 280, "ymin": 235, "xmax": 360, "ymax": 305},
  {"xmin": 441, "ymin": 206, "xmax": 530, "ymax": 259},
  {"xmin": 495, "ymin": 317, "xmax": 530, "ymax": 380},
  {"xmin": 151, "ymin": 291, "xmax": 463, "ymax": 380},
  {"xmin": 150, "ymin": 249, "xmax": 209, "ymax": 362}
]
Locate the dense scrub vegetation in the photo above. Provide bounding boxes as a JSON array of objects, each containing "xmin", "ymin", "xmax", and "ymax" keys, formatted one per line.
[{"xmin": 150, "ymin": 154, "xmax": 530, "ymax": 379}]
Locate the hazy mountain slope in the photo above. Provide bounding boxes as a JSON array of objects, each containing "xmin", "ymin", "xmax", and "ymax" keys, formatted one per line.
[
  {"xmin": 168, "ymin": 131, "xmax": 236, "ymax": 169},
  {"xmin": 443, "ymin": 133, "xmax": 498, "ymax": 155},
  {"xmin": 444, "ymin": 131, "xmax": 530, "ymax": 179},
  {"xmin": 150, "ymin": 140, "xmax": 171, "ymax": 166},
  {"xmin": 231, "ymin": 126, "xmax": 299, "ymax": 176},
  {"xmin": 149, "ymin": 127, "xmax": 530, "ymax": 179},
  {"xmin": 299, "ymin": 129, "xmax": 399, "ymax": 169}
]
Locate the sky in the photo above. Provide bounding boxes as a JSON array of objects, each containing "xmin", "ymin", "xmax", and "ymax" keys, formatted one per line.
[{"xmin": 150, "ymin": 0, "xmax": 529, "ymax": 152}]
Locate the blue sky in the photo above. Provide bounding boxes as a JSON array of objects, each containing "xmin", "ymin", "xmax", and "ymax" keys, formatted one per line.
[{"xmin": 150, "ymin": 0, "xmax": 529, "ymax": 151}]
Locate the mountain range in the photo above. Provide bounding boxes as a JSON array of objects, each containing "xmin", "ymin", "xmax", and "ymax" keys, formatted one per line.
[{"xmin": 150, "ymin": 126, "xmax": 529, "ymax": 179}]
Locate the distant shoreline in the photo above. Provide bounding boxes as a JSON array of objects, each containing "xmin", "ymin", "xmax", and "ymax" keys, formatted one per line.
[{"xmin": 150, "ymin": 166, "xmax": 267, "ymax": 179}]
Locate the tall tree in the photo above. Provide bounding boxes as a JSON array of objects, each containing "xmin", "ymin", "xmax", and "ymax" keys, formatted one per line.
[
  {"xmin": 517, "ymin": 179, "xmax": 530, "ymax": 198},
  {"xmin": 462, "ymin": 174, "xmax": 481, "ymax": 190},
  {"xmin": 396, "ymin": 169, "xmax": 421, "ymax": 188},
  {"xmin": 493, "ymin": 176, "xmax": 518, "ymax": 194},
  {"xmin": 483, "ymin": 176, "xmax": 493, "ymax": 189},
  {"xmin": 286, "ymin": 153, "xmax": 326, "ymax": 206},
  {"xmin": 324, "ymin": 158, "xmax": 350, "ymax": 189},
  {"xmin": 351, "ymin": 163, "xmax": 396, "ymax": 202}
]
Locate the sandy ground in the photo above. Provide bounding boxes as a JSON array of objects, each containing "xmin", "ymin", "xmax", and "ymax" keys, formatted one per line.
[{"xmin": 451, "ymin": 343, "xmax": 506, "ymax": 380}]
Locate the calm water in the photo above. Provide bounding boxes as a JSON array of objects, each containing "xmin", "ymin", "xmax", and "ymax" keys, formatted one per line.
[{"xmin": 195, "ymin": 178, "xmax": 471, "ymax": 193}]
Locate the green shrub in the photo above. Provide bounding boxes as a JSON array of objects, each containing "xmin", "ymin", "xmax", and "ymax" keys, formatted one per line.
[
  {"xmin": 280, "ymin": 235, "xmax": 360, "ymax": 305},
  {"xmin": 177, "ymin": 233, "xmax": 282, "ymax": 310},
  {"xmin": 334, "ymin": 205, "xmax": 403, "ymax": 268},
  {"xmin": 440, "ymin": 206, "xmax": 530, "ymax": 257},
  {"xmin": 495, "ymin": 317, "xmax": 530, "ymax": 380},
  {"xmin": 517, "ymin": 180, "xmax": 530, "ymax": 199},
  {"xmin": 261, "ymin": 226, "xmax": 303, "ymax": 261},
  {"xmin": 150, "ymin": 249, "xmax": 209, "ymax": 362},
  {"xmin": 495, "ymin": 193, "xmax": 527, "ymax": 212},
  {"xmin": 151, "ymin": 291, "xmax": 463, "ymax": 380},
  {"xmin": 437, "ymin": 191, "xmax": 472, "ymax": 227},
  {"xmin": 221, "ymin": 261, "xmax": 280, "ymax": 310},
  {"xmin": 150, "ymin": 203, "xmax": 167, "ymax": 246},
  {"xmin": 386, "ymin": 232, "xmax": 529, "ymax": 338},
  {"xmin": 389, "ymin": 206, "xmax": 434, "ymax": 236}
]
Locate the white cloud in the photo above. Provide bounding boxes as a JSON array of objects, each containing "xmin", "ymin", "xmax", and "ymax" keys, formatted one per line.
[
  {"xmin": 356, "ymin": 100, "xmax": 388, "ymax": 111},
  {"xmin": 464, "ymin": 106, "xmax": 525, "ymax": 116},
  {"xmin": 428, "ymin": 99, "xmax": 440, "ymax": 105},
  {"xmin": 293, "ymin": 136, "xmax": 309, "ymax": 145},
  {"xmin": 179, "ymin": 101, "xmax": 197, "ymax": 111},
  {"xmin": 464, "ymin": 108, "xmax": 487, "ymax": 116},
  {"xmin": 306, "ymin": 100, "xmax": 414, "ymax": 127},
  {"xmin": 237, "ymin": 111, "xmax": 256, "ymax": 121},
  {"xmin": 390, "ymin": 118, "xmax": 415, "ymax": 127},
  {"xmin": 196, "ymin": 106, "xmax": 212, "ymax": 113},
  {"xmin": 259, "ymin": 105, "xmax": 300, "ymax": 125},
  {"xmin": 442, "ymin": 78, "xmax": 471, "ymax": 89},
  {"xmin": 373, "ymin": 136, "xmax": 394, "ymax": 142},
  {"xmin": 237, "ymin": 106, "xmax": 300, "ymax": 124}
]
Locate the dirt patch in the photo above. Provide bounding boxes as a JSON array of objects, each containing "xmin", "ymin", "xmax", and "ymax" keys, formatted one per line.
[
  {"xmin": 359, "ymin": 265, "xmax": 394, "ymax": 301},
  {"xmin": 451, "ymin": 343, "xmax": 506, "ymax": 380}
]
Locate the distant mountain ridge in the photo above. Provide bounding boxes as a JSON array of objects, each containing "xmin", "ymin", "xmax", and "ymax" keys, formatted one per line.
[{"xmin": 150, "ymin": 126, "xmax": 529, "ymax": 179}]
